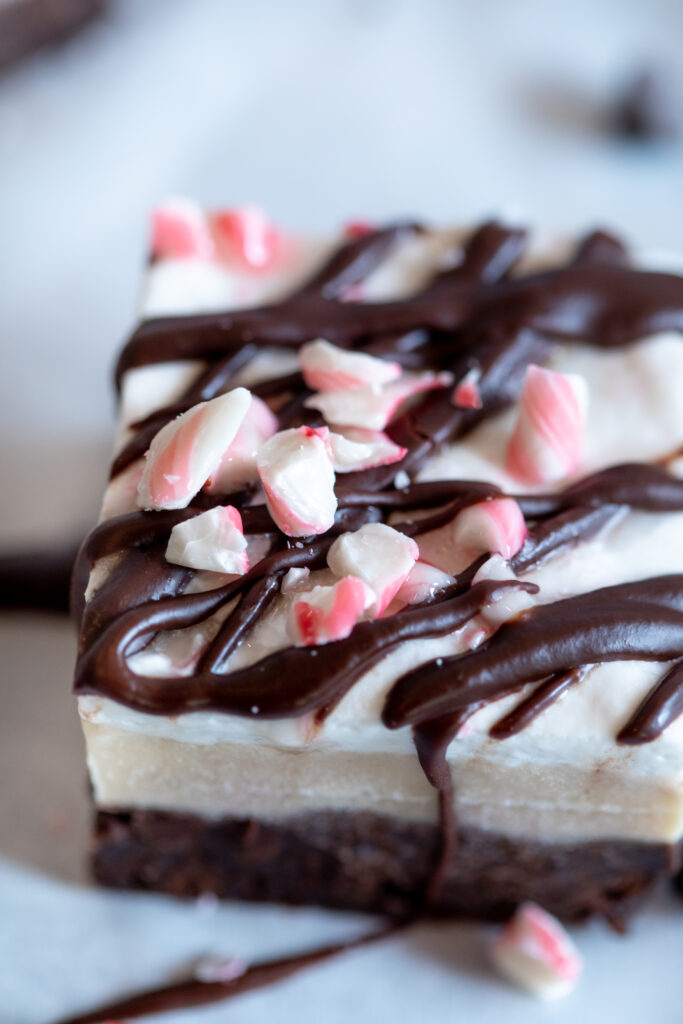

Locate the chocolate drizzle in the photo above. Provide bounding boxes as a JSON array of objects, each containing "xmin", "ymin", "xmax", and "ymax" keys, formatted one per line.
[
  {"xmin": 70, "ymin": 217, "xmax": 683, "ymax": 939},
  {"xmin": 54, "ymin": 923, "xmax": 402, "ymax": 1024}
]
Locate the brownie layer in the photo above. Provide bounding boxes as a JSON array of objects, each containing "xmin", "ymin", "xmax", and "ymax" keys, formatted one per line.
[{"xmin": 92, "ymin": 808, "xmax": 681, "ymax": 924}]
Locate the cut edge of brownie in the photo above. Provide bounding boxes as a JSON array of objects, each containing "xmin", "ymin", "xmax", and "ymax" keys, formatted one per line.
[{"xmin": 92, "ymin": 808, "xmax": 682, "ymax": 926}]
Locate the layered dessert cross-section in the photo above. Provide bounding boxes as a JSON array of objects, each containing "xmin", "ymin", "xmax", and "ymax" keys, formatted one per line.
[{"xmin": 73, "ymin": 203, "xmax": 683, "ymax": 923}]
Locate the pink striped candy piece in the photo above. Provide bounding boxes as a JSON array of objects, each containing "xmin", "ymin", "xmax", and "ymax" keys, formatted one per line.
[
  {"xmin": 165, "ymin": 506, "xmax": 248, "ymax": 575},
  {"xmin": 490, "ymin": 902, "xmax": 583, "ymax": 1000},
  {"xmin": 506, "ymin": 364, "xmax": 588, "ymax": 484},
  {"xmin": 257, "ymin": 426, "xmax": 337, "ymax": 536},
  {"xmin": 454, "ymin": 498, "xmax": 528, "ymax": 560},
  {"xmin": 288, "ymin": 576, "xmax": 372, "ymax": 646},
  {"xmin": 305, "ymin": 370, "xmax": 452, "ymax": 430},
  {"xmin": 212, "ymin": 205, "xmax": 279, "ymax": 270},
  {"xmin": 150, "ymin": 199, "xmax": 214, "ymax": 260},
  {"xmin": 327, "ymin": 427, "xmax": 407, "ymax": 473},
  {"xmin": 205, "ymin": 395, "xmax": 278, "ymax": 493},
  {"xmin": 396, "ymin": 561, "xmax": 454, "ymax": 605},
  {"xmin": 299, "ymin": 339, "xmax": 402, "ymax": 392},
  {"xmin": 137, "ymin": 389, "xmax": 252, "ymax": 511},
  {"xmin": 327, "ymin": 522, "xmax": 419, "ymax": 616},
  {"xmin": 344, "ymin": 219, "xmax": 374, "ymax": 239}
]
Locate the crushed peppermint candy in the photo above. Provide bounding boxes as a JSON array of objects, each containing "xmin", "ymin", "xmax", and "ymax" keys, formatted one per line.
[
  {"xmin": 327, "ymin": 523, "xmax": 419, "ymax": 616},
  {"xmin": 194, "ymin": 954, "xmax": 249, "ymax": 984},
  {"xmin": 150, "ymin": 198, "xmax": 214, "ymax": 261},
  {"xmin": 257, "ymin": 426, "xmax": 337, "ymax": 536},
  {"xmin": 299, "ymin": 339, "xmax": 402, "ymax": 392},
  {"xmin": 452, "ymin": 366, "xmax": 483, "ymax": 409},
  {"xmin": 305, "ymin": 370, "xmax": 452, "ymax": 431},
  {"xmin": 288, "ymin": 576, "xmax": 373, "ymax": 646},
  {"xmin": 212, "ymin": 205, "xmax": 279, "ymax": 270},
  {"xmin": 506, "ymin": 364, "xmax": 588, "ymax": 484},
  {"xmin": 137, "ymin": 389, "xmax": 252, "ymax": 511},
  {"xmin": 166, "ymin": 506, "xmax": 248, "ymax": 575},
  {"xmin": 489, "ymin": 902, "xmax": 583, "ymax": 1000}
]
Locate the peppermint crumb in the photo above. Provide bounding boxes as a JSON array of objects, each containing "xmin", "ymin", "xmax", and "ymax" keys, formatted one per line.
[
  {"xmin": 394, "ymin": 470, "xmax": 410, "ymax": 489},
  {"xmin": 251, "ymin": 705, "xmax": 259, "ymax": 714},
  {"xmin": 436, "ymin": 658, "xmax": 443, "ymax": 666}
]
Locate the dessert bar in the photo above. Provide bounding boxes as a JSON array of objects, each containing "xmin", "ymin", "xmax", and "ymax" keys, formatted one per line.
[{"xmin": 73, "ymin": 204, "xmax": 683, "ymax": 922}]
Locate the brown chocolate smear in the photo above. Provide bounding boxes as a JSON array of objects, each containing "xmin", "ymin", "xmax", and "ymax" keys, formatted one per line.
[{"xmin": 54, "ymin": 923, "xmax": 402, "ymax": 1024}]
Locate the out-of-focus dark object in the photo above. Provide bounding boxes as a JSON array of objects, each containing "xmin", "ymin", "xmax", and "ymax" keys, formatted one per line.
[
  {"xmin": 0, "ymin": 0, "xmax": 108, "ymax": 73},
  {"xmin": 613, "ymin": 68, "xmax": 682, "ymax": 141},
  {"xmin": 0, "ymin": 543, "xmax": 79, "ymax": 613}
]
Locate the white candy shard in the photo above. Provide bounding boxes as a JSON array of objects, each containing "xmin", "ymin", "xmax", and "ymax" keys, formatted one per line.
[
  {"xmin": 506, "ymin": 364, "xmax": 588, "ymax": 484},
  {"xmin": 305, "ymin": 371, "xmax": 452, "ymax": 430},
  {"xmin": 280, "ymin": 566, "xmax": 311, "ymax": 593},
  {"xmin": 454, "ymin": 498, "xmax": 528, "ymax": 560},
  {"xmin": 396, "ymin": 561, "xmax": 454, "ymax": 605},
  {"xmin": 299, "ymin": 339, "xmax": 402, "ymax": 391},
  {"xmin": 452, "ymin": 367, "xmax": 483, "ymax": 409},
  {"xmin": 473, "ymin": 554, "xmax": 535, "ymax": 627},
  {"xmin": 150, "ymin": 198, "xmax": 215, "ymax": 261},
  {"xmin": 257, "ymin": 426, "xmax": 337, "ymax": 536},
  {"xmin": 327, "ymin": 427, "xmax": 407, "ymax": 473},
  {"xmin": 327, "ymin": 522, "xmax": 419, "ymax": 615},
  {"xmin": 212, "ymin": 205, "xmax": 279, "ymax": 269},
  {"xmin": 490, "ymin": 902, "xmax": 583, "ymax": 1000},
  {"xmin": 195, "ymin": 954, "xmax": 248, "ymax": 984},
  {"xmin": 137, "ymin": 388, "xmax": 252, "ymax": 511},
  {"xmin": 287, "ymin": 576, "xmax": 372, "ymax": 646},
  {"xmin": 206, "ymin": 395, "xmax": 278, "ymax": 493},
  {"xmin": 166, "ymin": 506, "xmax": 248, "ymax": 575}
]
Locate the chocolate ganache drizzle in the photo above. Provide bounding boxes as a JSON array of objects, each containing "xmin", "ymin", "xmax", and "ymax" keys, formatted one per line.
[{"xmin": 73, "ymin": 220, "xmax": 683, "ymax": 921}]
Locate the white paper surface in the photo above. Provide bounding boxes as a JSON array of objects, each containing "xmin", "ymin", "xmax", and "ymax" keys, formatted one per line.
[{"xmin": 1, "ymin": 0, "xmax": 683, "ymax": 1020}]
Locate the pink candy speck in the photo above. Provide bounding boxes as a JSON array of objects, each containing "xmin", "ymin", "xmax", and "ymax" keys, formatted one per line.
[
  {"xmin": 452, "ymin": 367, "xmax": 483, "ymax": 409},
  {"xmin": 506, "ymin": 364, "xmax": 587, "ymax": 484},
  {"xmin": 327, "ymin": 523, "xmax": 419, "ymax": 616}
]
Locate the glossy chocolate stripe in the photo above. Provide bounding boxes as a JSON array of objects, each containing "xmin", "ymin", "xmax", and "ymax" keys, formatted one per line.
[
  {"xmin": 74, "ymin": 579, "xmax": 536, "ymax": 717},
  {"xmin": 382, "ymin": 576, "xmax": 683, "ymax": 730},
  {"xmin": 617, "ymin": 658, "xmax": 683, "ymax": 744}
]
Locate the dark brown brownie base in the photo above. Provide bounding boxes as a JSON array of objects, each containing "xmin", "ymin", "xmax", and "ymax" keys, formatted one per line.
[{"xmin": 92, "ymin": 808, "xmax": 681, "ymax": 925}]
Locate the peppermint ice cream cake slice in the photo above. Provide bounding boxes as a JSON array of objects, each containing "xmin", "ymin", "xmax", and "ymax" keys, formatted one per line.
[{"xmin": 73, "ymin": 204, "xmax": 683, "ymax": 922}]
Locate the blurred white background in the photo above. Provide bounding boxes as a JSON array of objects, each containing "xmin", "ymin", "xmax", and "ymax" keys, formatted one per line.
[{"xmin": 1, "ymin": 2, "xmax": 683, "ymax": 1021}]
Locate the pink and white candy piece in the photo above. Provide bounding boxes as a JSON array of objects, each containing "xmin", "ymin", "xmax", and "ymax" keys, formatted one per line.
[
  {"xmin": 205, "ymin": 395, "xmax": 279, "ymax": 493},
  {"xmin": 396, "ymin": 561, "xmax": 454, "ymax": 605},
  {"xmin": 305, "ymin": 371, "xmax": 452, "ymax": 431},
  {"xmin": 166, "ymin": 506, "xmax": 248, "ymax": 575},
  {"xmin": 137, "ymin": 388, "xmax": 252, "ymax": 511},
  {"xmin": 299, "ymin": 339, "xmax": 402, "ymax": 392},
  {"xmin": 212, "ymin": 205, "xmax": 279, "ymax": 270},
  {"xmin": 150, "ymin": 199, "xmax": 215, "ymax": 261},
  {"xmin": 327, "ymin": 427, "xmax": 407, "ymax": 473},
  {"xmin": 473, "ymin": 554, "xmax": 535, "ymax": 627},
  {"xmin": 452, "ymin": 367, "xmax": 483, "ymax": 409},
  {"xmin": 257, "ymin": 426, "xmax": 337, "ymax": 537},
  {"xmin": 454, "ymin": 498, "xmax": 528, "ymax": 560},
  {"xmin": 327, "ymin": 522, "xmax": 419, "ymax": 616},
  {"xmin": 194, "ymin": 954, "xmax": 248, "ymax": 984},
  {"xmin": 344, "ymin": 219, "xmax": 374, "ymax": 239},
  {"xmin": 489, "ymin": 902, "xmax": 583, "ymax": 1000},
  {"xmin": 506, "ymin": 364, "xmax": 588, "ymax": 485},
  {"xmin": 288, "ymin": 576, "xmax": 372, "ymax": 646}
]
